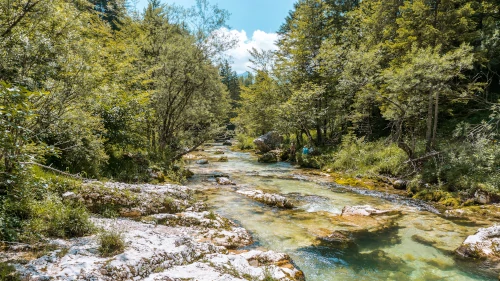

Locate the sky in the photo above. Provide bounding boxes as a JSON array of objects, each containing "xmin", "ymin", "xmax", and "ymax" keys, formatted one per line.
[{"xmin": 134, "ymin": 0, "xmax": 296, "ymax": 73}]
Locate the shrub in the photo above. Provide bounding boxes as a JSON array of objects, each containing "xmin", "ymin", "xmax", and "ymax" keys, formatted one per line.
[
  {"xmin": 329, "ymin": 136, "xmax": 407, "ymax": 177},
  {"xmin": 0, "ymin": 263, "xmax": 20, "ymax": 281},
  {"xmin": 165, "ymin": 160, "xmax": 189, "ymax": 184},
  {"xmin": 422, "ymin": 135, "xmax": 500, "ymax": 193},
  {"xmin": 162, "ymin": 196, "xmax": 181, "ymax": 213},
  {"xmin": 23, "ymin": 196, "xmax": 94, "ymax": 241},
  {"xmin": 236, "ymin": 134, "xmax": 255, "ymax": 150},
  {"xmin": 98, "ymin": 230, "xmax": 125, "ymax": 257},
  {"xmin": 31, "ymin": 167, "xmax": 82, "ymax": 196},
  {"xmin": 103, "ymin": 152, "xmax": 151, "ymax": 183}
]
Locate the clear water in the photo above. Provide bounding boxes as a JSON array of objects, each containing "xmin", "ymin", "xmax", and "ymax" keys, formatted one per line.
[{"xmin": 186, "ymin": 144, "xmax": 496, "ymax": 281}]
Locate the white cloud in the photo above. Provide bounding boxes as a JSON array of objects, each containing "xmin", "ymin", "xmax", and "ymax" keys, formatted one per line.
[{"xmin": 219, "ymin": 28, "xmax": 279, "ymax": 74}]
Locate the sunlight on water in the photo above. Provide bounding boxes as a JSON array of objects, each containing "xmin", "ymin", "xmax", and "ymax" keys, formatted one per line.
[{"xmin": 187, "ymin": 144, "xmax": 496, "ymax": 281}]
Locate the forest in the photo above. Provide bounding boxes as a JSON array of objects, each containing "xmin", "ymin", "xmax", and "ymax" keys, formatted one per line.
[
  {"xmin": 235, "ymin": 0, "xmax": 500, "ymax": 204},
  {"xmin": 0, "ymin": 0, "xmax": 499, "ymax": 261}
]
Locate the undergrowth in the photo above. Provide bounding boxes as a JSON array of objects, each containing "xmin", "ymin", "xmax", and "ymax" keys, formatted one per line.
[
  {"xmin": 98, "ymin": 230, "xmax": 125, "ymax": 257},
  {"xmin": 236, "ymin": 134, "xmax": 255, "ymax": 150}
]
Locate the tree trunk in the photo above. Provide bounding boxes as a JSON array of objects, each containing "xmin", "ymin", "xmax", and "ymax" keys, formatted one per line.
[
  {"xmin": 431, "ymin": 92, "xmax": 439, "ymax": 149},
  {"xmin": 316, "ymin": 123, "xmax": 322, "ymax": 146},
  {"xmin": 395, "ymin": 120, "xmax": 414, "ymax": 159},
  {"xmin": 425, "ymin": 91, "xmax": 434, "ymax": 152}
]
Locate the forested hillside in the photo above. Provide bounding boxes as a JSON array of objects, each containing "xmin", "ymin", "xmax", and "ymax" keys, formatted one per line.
[
  {"xmin": 1, "ymin": 0, "xmax": 500, "ymax": 248},
  {"xmin": 235, "ymin": 0, "xmax": 500, "ymax": 204}
]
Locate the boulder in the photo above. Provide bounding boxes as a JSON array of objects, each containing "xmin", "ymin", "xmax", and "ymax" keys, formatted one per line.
[
  {"xmin": 217, "ymin": 156, "xmax": 228, "ymax": 162},
  {"xmin": 216, "ymin": 177, "xmax": 235, "ymax": 185},
  {"xmin": 223, "ymin": 140, "xmax": 232, "ymax": 146},
  {"xmin": 258, "ymin": 152, "xmax": 278, "ymax": 163},
  {"xmin": 475, "ymin": 189, "xmax": 493, "ymax": 204},
  {"xmin": 237, "ymin": 190, "xmax": 294, "ymax": 209},
  {"xmin": 214, "ymin": 149, "xmax": 224, "ymax": 155},
  {"xmin": 393, "ymin": 179, "xmax": 407, "ymax": 190},
  {"xmin": 456, "ymin": 225, "xmax": 500, "ymax": 260},
  {"xmin": 253, "ymin": 131, "xmax": 283, "ymax": 153},
  {"xmin": 312, "ymin": 205, "xmax": 403, "ymax": 248},
  {"xmin": 196, "ymin": 159, "xmax": 209, "ymax": 165},
  {"xmin": 270, "ymin": 149, "xmax": 289, "ymax": 161}
]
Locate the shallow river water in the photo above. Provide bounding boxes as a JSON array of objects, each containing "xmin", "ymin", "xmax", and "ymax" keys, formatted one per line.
[{"xmin": 186, "ymin": 143, "xmax": 496, "ymax": 281}]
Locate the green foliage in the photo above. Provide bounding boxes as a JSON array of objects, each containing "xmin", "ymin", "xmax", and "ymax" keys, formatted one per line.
[
  {"xmin": 205, "ymin": 211, "xmax": 217, "ymax": 220},
  {"xmin": 98, "ymin": 230, "xmax": 125, "ymax": 257},
  {"xmin": 423, "ymin": 134, "xmax": 500, "ymax": 193},
  {"xmin": 0, "ymin": 263, "xmax": 20, "ymax": 281},
  {"xmin": 236, "ymin": 134, "xmax": 255, "ymax": 150},
  {"xmin": 31, "ymin": 166, "xmax": 82, "ymax": 196},
  {"xmin": 103, "ymin": 152, "xmax": 151, "ymax": 183},
  {"xmin": 233, "ymin": 71, "xmax": 283, "ymax": 136},
  {"xmin": 328, "ymin": 136, "xmax": 408, "ymax": 177},
  {"xmin": 0, "ymin": 82, "xmax": 38, "ymax": 192},
  {"xmin": 23, "ymin": 196, "xmax": 94, "ymax": 242},
  {"xmin": 165, "ymin": 160, "xmax": 190, "ymax": 184}
]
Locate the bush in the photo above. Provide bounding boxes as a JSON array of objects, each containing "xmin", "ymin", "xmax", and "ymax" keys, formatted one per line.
[
  {"xmin": 31, "ymin": 167, "xmax": 82, "ymax": 196},
  {"xmin": 98, "ymin": 230, "xmax": 125, "ymax": 257},
  {"xmin": 23, "ymin": 196, "xmax": 94, "ymax": 241},
  {"xmin": 103, "ymin": 152, "xmax": 151, "ymax": 183},
  {"xmin": 0, "ymin": 263, "xmax": 20, "ymax": 281},
  {"xmin": 297, "ymin": 153, "xmax": 328, "ymax": 169},
  {"xmin": 423, "ymin": 135, "xmax": 500, "ymax": 193},
  {"xmin": 328, "ymin": 136, "xmax": 407, "ymax": 177},
  {"xmin": 236, "ymin": 134, "xmax": 255, "ymax": 150},
  {"xmin": 165, "ymin": 160, "xmax": 190, "ymax": 184}
]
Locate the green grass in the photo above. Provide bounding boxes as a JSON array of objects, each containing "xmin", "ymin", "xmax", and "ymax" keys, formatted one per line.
[
  {"xmin": 23, "ymin": 196, "xmax": 94, "ymax": 242},
  {"xmin": 0, "ymin": 263, "xmax": 20, "ymax": 281},
  {"xmin": 98, "ymin": 230, "xmax": 125, "ymax": 257},
  {"xmin": 327, "ymin": 137, "xmax": 407, "ymax": 177}
]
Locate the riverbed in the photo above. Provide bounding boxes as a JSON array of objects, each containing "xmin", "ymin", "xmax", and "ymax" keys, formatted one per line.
[{"xmin": 186, "ymin": 143, "xmax": 496, "ymax": 281}]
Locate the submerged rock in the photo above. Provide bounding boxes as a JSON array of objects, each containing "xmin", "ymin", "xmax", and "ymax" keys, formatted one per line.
[
  {"xmin": 214, "ymin": 149, "xmax": 224, "ymax": 155},
  {"xmin": 253, "ymin": 131, "xmax": 283, "ymax": 153},
  {"xmin": 196, "ymin": 159, "xmax": 209, "ymax": 165},
  {"xmin": 237, "ymin": 190, "xmax": 294, "ymax": 209},
  {"xmin": 217, "ymin": 156, "xmax": 228, "ymax": 162},
  {"xmin": 341, "ymin": 205, "xmax": 401, "ymax": 217}
]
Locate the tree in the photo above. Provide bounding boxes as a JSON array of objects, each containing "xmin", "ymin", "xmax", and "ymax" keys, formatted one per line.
[
  {"xmin": 380, "ymin": 45, "xmax": 474, "ymax": 157},
  {"xmin": 234, "ymin": 71, "xmax": 282, "ymax": 136},
  {"xmin": 141, "ymin": 1, "xmax": 230, "ymax": 161},
  {"xmin": 220, "ymin": 60, "xmax": 241, "ymax": 119}
]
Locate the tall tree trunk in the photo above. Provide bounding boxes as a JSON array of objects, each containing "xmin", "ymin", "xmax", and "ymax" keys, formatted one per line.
[
  {"xmin": 295, "ymin": 131, "xmax": 301, "ymax": 147},
  {"xmin": 316, "ymin": 123, "xmax": 322, "ymax": 146},
  {"xmin": 431, "ymin": 92, "xmax": 439, "ymax": 149},
  {"xmin": 425, "ymin": 91, "xmax": 434, "ymax": 152}
]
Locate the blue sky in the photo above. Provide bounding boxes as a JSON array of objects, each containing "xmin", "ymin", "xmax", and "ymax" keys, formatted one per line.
[{"xmin": 134, "ymin": 0, "xmax": 296, "ymax": 73}]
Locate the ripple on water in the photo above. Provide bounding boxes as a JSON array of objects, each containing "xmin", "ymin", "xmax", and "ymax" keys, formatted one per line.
[{"xmin": 187, "ymin": 145, "xmax": 497, "ymax": 281}]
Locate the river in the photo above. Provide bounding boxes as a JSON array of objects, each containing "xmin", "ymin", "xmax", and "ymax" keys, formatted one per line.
[{"xmin": 186, "ymin": 143, "xmax": 496, "ymax": 281}]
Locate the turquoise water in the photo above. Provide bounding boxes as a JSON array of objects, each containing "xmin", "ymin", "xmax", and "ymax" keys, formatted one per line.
[{"xmin": 186, "ymin": 144, "xmax": 496, "ymax": 281}]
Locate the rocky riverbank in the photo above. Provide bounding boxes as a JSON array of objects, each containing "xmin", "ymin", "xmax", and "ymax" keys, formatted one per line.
[{"xmin": 1, "ymin": 182, "xmax": 304, "ymax": 281}]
